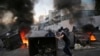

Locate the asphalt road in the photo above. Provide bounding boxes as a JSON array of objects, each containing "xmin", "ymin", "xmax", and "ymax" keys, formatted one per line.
[
  {"xmin": 0, "ymin": 46, "xmax": 100, "ymax": 56},
  {"xmin": 0, "ymin": 32, "xmax": 100, "ymax": 56},
  {"xmin": 0, "ymin": 40, "xmax": 100, "ymax": 56}
]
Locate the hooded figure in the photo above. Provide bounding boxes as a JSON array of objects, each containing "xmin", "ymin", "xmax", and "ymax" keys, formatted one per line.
[{"xmin": 45, "ymin": 29, "xmax": 55, "ymax": 37}]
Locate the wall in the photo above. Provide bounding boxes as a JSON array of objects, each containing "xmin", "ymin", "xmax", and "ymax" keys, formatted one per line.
[{"xmin": 44, "ymin": 20, "xmax": 74, "ymax": 32}]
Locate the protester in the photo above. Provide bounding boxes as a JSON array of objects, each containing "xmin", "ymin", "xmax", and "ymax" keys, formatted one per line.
[
  {"xmin": 56, "ymin": 27, "xmax": 72, "ymax": 56},
  {"xmin": 45, "ymin": 29, "xmax": 55, "ymax": 37}
]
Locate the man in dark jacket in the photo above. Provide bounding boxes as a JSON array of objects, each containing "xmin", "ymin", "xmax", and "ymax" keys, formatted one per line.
[
  {"xmin": 45, "ymin": 29, "xmax": 55, "ymax": 37},
  {"xmin": 56, "ymin": 28, "xmax": 72, "ymax": 56}
]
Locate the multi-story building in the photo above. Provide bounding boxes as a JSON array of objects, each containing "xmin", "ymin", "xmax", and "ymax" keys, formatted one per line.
[{"xmin": 40, "ymin": 0, "xmax": 99, "ymax": 31}]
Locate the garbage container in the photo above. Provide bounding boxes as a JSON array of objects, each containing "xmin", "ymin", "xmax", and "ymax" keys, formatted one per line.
[
  {"xmin": 28, "ymin": 37, "xmax": 57, "ymax": 56},
  {"xmin": 27, "ymin": 31, "xmax": 57, "ymax": 56}
]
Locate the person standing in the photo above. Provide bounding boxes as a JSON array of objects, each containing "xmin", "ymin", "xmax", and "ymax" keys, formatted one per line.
[{"xmin": 56, "ymin": 28, "xmax": 72, "ymax": 56}]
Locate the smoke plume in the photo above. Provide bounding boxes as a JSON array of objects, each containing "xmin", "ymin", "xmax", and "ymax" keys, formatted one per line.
[
  {"xmin": 54, "ymin": 0, "xmax": 72, "ymax": 10},
  {"xmin": 54, "ymin": 0, "xmax": 81, "ymax": 10},
  {"xmin": 95, "ymin": 0, "xmax": 100, "ymax": 15},
  {"xmin": 0, "ymin": 0, "xmax": 36, "ymax": 25}
]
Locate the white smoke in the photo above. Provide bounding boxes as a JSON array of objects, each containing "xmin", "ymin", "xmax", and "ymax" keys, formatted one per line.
[
  {"xmin": 1, "ymin": 11, "xmax": 17, "ymax": 25},
  {"xmin": 81, "ymin": 0, "xmax": 95, "ymax": 10}
]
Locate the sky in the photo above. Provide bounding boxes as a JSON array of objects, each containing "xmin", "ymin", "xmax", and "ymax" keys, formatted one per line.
[
  {"xmin": 34, "ymin": 0, "xmax": 54, "ymax": 22},
  {"xmin": 33, "ymin": 0, "xmax": 95, "ymax": 22}
]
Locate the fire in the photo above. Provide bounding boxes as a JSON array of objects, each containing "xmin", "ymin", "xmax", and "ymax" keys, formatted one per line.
[
  {"xmin": 87, "ymin": 32, "xmax": 96, "ymax": 42},
  {"xmin": 20, "ymin": 27, "xmax": 30, "ymax": 48},
  {"xmin": 90, "ymin": 34, "xmax": 96, "ymax": 42}
]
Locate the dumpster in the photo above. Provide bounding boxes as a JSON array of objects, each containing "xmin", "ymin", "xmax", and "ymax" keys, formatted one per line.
[{"xmin": 27, "ymin": 31, "xmax": 57, "ymax": 56}]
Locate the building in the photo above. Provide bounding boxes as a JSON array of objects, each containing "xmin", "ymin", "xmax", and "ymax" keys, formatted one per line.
[{"xmin": 40, "ymin": 0, "xmax": 97, "ymax": 31}]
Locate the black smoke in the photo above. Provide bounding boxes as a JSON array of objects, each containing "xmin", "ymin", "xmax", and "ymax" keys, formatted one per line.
[
  {"xmin": 95, "ymin": 0, "xmax": 100, "ymax": 15},
  {"xmin": 54, "ymin": 0, "xmax": 72, "ymax": 10},
  {"xmin": 0, "ymin": 0, "xmax": 37, "ymax": 36},
  {"xmin": 54, "ymin": 0, "xmax": 82, "ymax": 22},
  {"xmin": 8, "ymin": 0, "xmax": 34, "ymax": 25},
  {"xmin": 54, "ymin": 0, "xmax": 81, "ymax": 10},
  {"xmin": 0, "ymin": 0, "xmax": 36, "ymax": 25},
  {"xmin": 82, "ymin": 24, "xmax": 95, "ymax": 33}
]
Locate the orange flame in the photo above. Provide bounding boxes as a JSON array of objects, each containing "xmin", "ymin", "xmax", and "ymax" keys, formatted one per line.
[
  {"xmin": 87, "ymin": 32, "xmax": 96, "ymax": 42},
  {"xmin": 90, "ymin": 34, "xmax": 96, "ymax": 42},
  {"xmin": 20, "ymin": 27, "xmax": 29, "ymax": 48}
]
